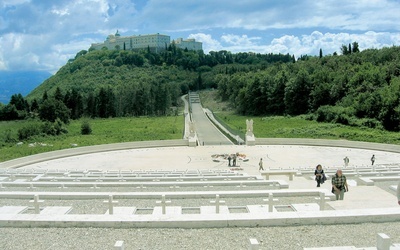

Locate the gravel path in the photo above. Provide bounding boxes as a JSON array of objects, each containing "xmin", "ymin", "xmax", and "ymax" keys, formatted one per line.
[{"xmin": 1, "ymin": 223, "xmax": 399, "ymax": 250}]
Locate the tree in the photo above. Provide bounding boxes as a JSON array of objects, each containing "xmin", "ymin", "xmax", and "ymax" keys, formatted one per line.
[
  {"xmin": 30, "ymin": 98, "xmax": 39, "ymax": 112},
  {"xmin": 319, "ymin": 48, "xmax": 323, "ymax": 58},
  {"xmin": 284, "ymin": 69, "xmax": 311, "ymax": 115},
  {"xmin": 64, "ymin": 88, "xmax": 83, "ymax": 119},
  {"xmin": 9, "ymin": 93, "xmax": 28, "ymax": 111},
  {"xmin": 341, "ymin": 45, "xmax": 349, "ymax": 55},
  {"xmin": 42, "ymin": 91, "xmax": 49, "ymax": 102},
  {"xmin": 0, "ymin": 104, "xmax": 19, "ymax": 121},
  {"xmin": 96, "ymin": 87, "xmax": 116, "ymax": 118},
  {"xmin": 352, "ymin": 42, "xmax": 360, "ymax": 53},
  {"xmin": 39, "ymin": 98, "xmax": 70, "ymax": 124},
  {"xmin": 54, "ymin": 87, "xmax": 64, "ymax": 101}
]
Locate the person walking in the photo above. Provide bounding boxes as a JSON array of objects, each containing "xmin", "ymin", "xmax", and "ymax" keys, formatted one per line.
[
  {"xmin": 227, "ymin": 155, "xmax": 232, "ymax": 167},
  {"xmin": 314, "ymin": 164, "xmax": 325, "ymax": 187},
  {"xmin": 371, "ymin": 154, "xmax": 375, "ymax": 165},
  {"xmin": 331, "ymin": 169, "xmax": 349, "ymax": 200},
  {"xmin": 343, "ymin": 156, "xmax": 349, "ymax": 167},
  {"xmin": 258, "ymin": 158, "xmax": 264, "ymax": 171}
]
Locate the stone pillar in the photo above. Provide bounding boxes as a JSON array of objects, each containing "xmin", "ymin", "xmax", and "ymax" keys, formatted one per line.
[{"xmin": 248, "ymin": 238, "xmax": 259, "ymax": 250}]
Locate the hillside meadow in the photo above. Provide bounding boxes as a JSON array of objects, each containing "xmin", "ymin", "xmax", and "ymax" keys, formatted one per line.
[{"xmin": 0, "ymin": 116, "xmax": 183, "ymax": 162}]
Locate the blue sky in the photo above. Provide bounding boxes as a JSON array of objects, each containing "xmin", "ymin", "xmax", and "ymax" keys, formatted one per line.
[{"xmin": 1, "ymin": 0, "xmax": 400, "ymax": 74}]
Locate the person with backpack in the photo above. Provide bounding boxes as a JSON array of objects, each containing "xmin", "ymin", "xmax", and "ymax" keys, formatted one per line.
[{"xmin": 314, "ymin": 164, "xmax": 325, "ymax": 187}]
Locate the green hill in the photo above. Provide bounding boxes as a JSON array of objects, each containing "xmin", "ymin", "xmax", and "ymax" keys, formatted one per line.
[{"xmin": 2, "ymin": 43, "xmax": 400, "ymax": 131}]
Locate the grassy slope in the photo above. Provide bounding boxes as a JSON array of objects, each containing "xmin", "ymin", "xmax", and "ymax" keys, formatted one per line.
[{"xmin": 0, "ymin": 116, "xmax": 183, "ymax": 162}]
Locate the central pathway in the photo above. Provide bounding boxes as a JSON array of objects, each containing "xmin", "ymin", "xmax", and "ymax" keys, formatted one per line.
[{"xmin": 189, "ymin": 93, "xmax": 232, "ymax": 146}]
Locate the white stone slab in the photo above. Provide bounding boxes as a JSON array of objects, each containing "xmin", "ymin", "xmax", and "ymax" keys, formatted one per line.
[
  {"xmin": 152, "ymin": 206, "xmax": 182, "ymax": 215},
  {"xmin": 40, "ymin": 206, "xmax": 72, "ymax": 215},
  {"xmin": 0, "ymin": 206, "xmax": 28, "ymax": 214},
  {"xmin": 108, "ymin": 207, "xmax": 136, "ymax": 215},
  {"xmin": 390, "ymin": 185, "xmax": 397, "ymax": 192},
  {"xmin": 200, "ymin": 206, "xmax": 230, "ymax": 214},
  {"xmin": 292, "ymin": 203, "xmax": 320, "ymax": 212},
  {"xmin": 246, "ymin": 205, "xmax": 269, "ymax": 214},
  {"xmin": 14, "ymin": 179, "xmax": 27, "ymax": 182},
  {"xmin": 347, "ymin": 179, "xmax": 357, "ymax": 186}
]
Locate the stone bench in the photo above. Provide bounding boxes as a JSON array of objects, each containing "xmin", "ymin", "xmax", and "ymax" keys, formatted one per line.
[
  {"xmin": 0, "ymin": 189, "xmax": 334, "ymax": 200},
  {"xmin": 0, "ymin": 206, "xmax": 28, "ymax": 214},
  {"xmin": 0, "ymin": 179, "xmax": 287, "ymax": 189},
  {"xmin": 34, "ymin": 175, "xmax": 256, "ymax": 183},
  {"xmin": 260, "ymin": 170, "xmax": 298, "ymax": 181},
  {"xmin": 358, "ymin": 176, "xmax": 400, "ymax": 186}
]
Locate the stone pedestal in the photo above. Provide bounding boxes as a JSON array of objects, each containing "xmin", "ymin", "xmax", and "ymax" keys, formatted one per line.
[
  {"xmin": 188, "ymin": 137, "xmax": 197, "ymax": 147},
  {"xmin": 246, "ymin": 134, "xmax": 255, "ymax": 146}
]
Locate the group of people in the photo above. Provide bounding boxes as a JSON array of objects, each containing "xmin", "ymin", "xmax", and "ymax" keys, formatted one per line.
[
  {"xmin": 343, "ymin": 154, "xmax": 376, "ymax": 167},
  {"xmin": 227, "ymin": 154, "xmax": 237, "ymax": 167},
  {"xmin": 316, "ymin": 164, "xmax": 400, "ymax": 204},
  {"xmin": 314, "ymin": 165, "xmax": 349, "ymax": 200},
  {"xmin": 256, "ymin": 155, "xmax": 398, "ymax": 204}
]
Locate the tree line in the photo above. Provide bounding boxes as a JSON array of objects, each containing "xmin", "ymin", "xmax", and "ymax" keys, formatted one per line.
[{"xmin": 215, "ymin": 45, "xmax": 400, "ymax": 131}]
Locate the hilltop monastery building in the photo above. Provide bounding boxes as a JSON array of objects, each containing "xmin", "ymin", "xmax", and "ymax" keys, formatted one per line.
[{"xmin": 90, "ymin": 31, "xmax": 202, "ymax": 52}]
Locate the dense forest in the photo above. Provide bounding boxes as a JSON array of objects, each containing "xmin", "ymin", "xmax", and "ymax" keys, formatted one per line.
[{"xmin": 0, "ymin": 42, "xmax": 400, "ymax": 141}]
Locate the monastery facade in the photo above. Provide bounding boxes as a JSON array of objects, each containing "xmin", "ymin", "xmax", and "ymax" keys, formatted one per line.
[{"xmin": 90, "ymin": 31, "xmax": 202, "ymax": 52}]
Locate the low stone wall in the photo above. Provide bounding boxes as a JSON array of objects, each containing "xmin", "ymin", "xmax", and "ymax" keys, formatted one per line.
[
  {"xmin": 256, "ymin": 138, "xmax": 400, "ymax": 153},
  {"xmin": 0, "ymin": 139, "xmax": 188, "ymax": 169}
]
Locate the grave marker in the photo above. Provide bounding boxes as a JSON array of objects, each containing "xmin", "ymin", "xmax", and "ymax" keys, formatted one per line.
[
  {"xmin": 156, "ymin": 194, "xmax": 171, "ymax": 214},
  {"xmin": 263, "ymin": 193, "xmax": 278, "ymax": 212},
  {"xmin": 210, "ymin": 194, "xmax": 225, "ymax": 213},
  {"xmin": 377, "ymin": 233, "xmax": 390, "ymax": 250},
  {"xmin": 248, "ymin": 238, "xmax": 259, "ymax": 250},
  {"xmin": 114, "ymin": 240, "xmax": 124, "ymax": 250},
  {"xmin": 29, "ymin": 194, "xmax": 44, "ymax": 214},
  {"xmin": 103, "ymin": 195, "xmax": 118, "ymax": 215}
]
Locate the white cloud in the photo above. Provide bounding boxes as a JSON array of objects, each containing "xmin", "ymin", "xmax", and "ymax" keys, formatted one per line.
[
  {"xmin": 193, "ymin": 31, "xmax": 400, "ymax": 58},
  {"xmin": 1, "ymin": 0, "xmax": 400, "ymax": 73},
  {"xmin": 221, "ymin": 34, "xmax": 261, "ymax": 46},
  {"xmin": 188, "ymin": 33, "xmax": 223, "ymax": 52}
]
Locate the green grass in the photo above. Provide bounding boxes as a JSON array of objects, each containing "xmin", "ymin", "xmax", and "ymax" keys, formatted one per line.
[
  {"xmin": 0, "ymin": 116, "xmax": 183, "ymax": 162},
  {"xmin": 214, "ymin": 113, "xmax": 400, "ymax": 144},
  {"xmin": 199, "ymin": 90, "xmax": 400, "ymax": 145}
]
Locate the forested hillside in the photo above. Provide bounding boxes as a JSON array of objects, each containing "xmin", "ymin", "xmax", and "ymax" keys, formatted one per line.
[
  {"xmin": 215, "ymin": 46, "xmax": 400, "ymax": 131},
  {"xmin": 1, "ymin": 43, "xmax": 399, "ymax": 137}
]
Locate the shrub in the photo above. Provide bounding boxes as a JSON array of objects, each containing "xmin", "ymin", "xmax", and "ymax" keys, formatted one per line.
[
  {"xmin": 81, "ymin": 119, "xmax": 92, "ymax": 135},
  {"xmin": 2, "ymin": 129, "xmax": 17, "ymax": 143},
  {"xmin": 41, "ymin": 119, "xmax": 68, "ymax": 136},
  {"xmin": 18, "ymin": 123, "xmax": 42, "ymax": 140},
  {"xmin": 315, "ymin": 105, "xmax": 354, "ymax": 123}
]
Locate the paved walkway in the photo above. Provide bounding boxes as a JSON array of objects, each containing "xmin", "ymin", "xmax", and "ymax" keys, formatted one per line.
[{"xmin": 190, "ymin": 95, "xmax": 232, "ymax": 145}]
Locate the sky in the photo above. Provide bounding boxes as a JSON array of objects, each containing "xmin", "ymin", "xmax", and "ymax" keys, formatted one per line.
[{"xmin": 1, "ymin": 0, "xmax": 400, "ymax": 75}]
